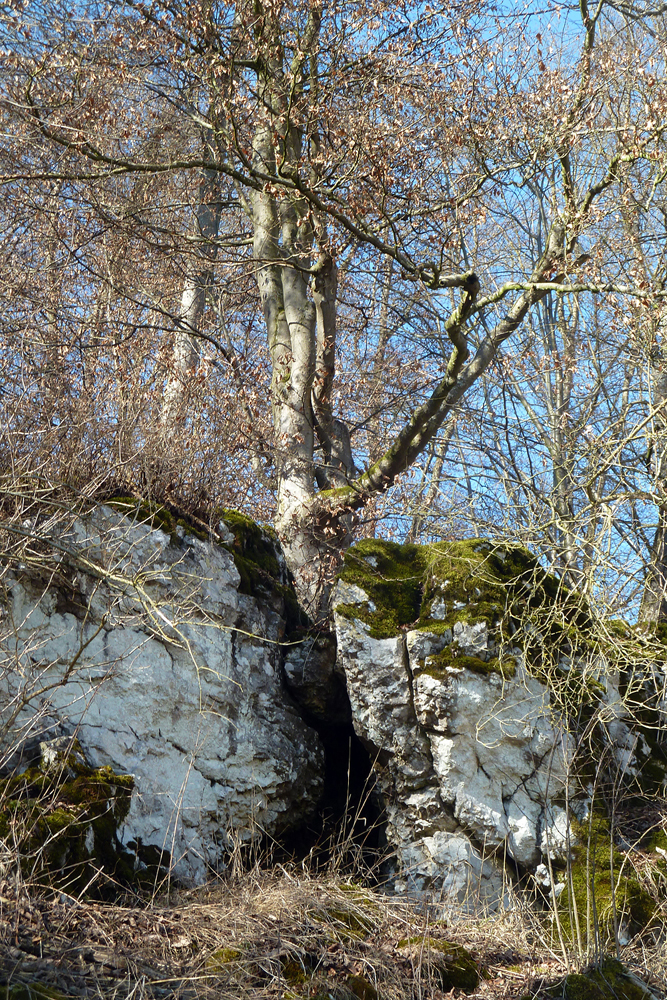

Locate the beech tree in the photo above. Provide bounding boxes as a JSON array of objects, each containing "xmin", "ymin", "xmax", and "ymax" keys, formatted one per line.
[{"xmin": 2, "ymin": 0, "xmax": 667, "ymax": 616}]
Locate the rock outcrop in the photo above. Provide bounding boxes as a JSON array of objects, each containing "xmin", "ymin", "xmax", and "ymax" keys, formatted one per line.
[
  {"xmin": 3, "ymin": 504, "xmax": 666, "ymax": 914},
  {"xmin": 0, "ymin": 503, "xmax": 324, "ymax": 883},
  {"xmin": 333, "ymin": 537, "xmax": 667, "ymax": 910}
]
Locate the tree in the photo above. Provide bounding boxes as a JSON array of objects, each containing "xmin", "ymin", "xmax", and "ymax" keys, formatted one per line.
[{"xmin": 2, "ymin": 0, "xmax": 667, "ymax": 618}]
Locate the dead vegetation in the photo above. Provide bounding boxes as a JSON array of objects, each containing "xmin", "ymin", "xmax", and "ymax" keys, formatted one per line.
[{"xmin": 0, "ymin": 863, "xmax": 666, "ymax": 1000}]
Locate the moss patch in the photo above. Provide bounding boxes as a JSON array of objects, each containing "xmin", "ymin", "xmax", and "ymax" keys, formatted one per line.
[
  {"xmin": 310, "ymin": 904, "xmax": 376, "ymax": 941},
  {"xmin": 397, "ymin": 935, "xmax": 480, "ymax": 993},
  {"xmin": 336, "ymin": 538, "xmax": 636, "ymax": 703},
  {"xmin": 336, "ymin": 537, "xmax": 424, "ymax": 638},
  {"xmin": 0, "ymin": 742, "xmax": 137, "ymax": 896},
  {"xmin": 218, "ymin": 508, "xmax": 282, "ymax": 581},
  {"xmin": 217, "ymin": 508, "xmax": 310, "ymax": 635},
  {"xmin": 546, "ymin": 957, "xmax": 654, "ymax": 1000},
  {"xmin": 106, "ymin": 496, "xmax": 185, "ymax": 542},
  {"xmin": 346, "ymin": 974, "xmax": 378, "ymax": 1000},
  {"xmin": 336, "ymin": 537, "xmax": 564, "ymax": 641},
  {"xmin": 207, "ymin": 946, "xmax": 244, "ymax": 971},
  {"xmin": 556, "ymin": 812, "xmax": 657, "ymax": 946},
  {"xmin": 417, "ymin": 645, "xmax": 517, "ymax": 680}
]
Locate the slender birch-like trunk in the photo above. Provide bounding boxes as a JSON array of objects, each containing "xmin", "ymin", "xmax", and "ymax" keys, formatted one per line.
[
  {"xmin": 641, "ymin": 355, "xmax": 667, "ymax": 622},
  {"xmin": 162, "ymin": 161, "xmax": 222, "ymax": 431}
]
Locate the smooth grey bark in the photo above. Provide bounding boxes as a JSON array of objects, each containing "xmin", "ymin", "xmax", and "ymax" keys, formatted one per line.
[
  {"xmin": 162, "ymin": 161, "xmax": 222, "ymax": 430},
  {"xmin": 640, "ymin": 356, "xmax": 667, "ymax": 622}
]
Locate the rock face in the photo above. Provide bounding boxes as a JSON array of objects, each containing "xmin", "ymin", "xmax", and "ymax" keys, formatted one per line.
[
  {"xmin": 333, "ymin": 538, "xmax": 627, "ymax": 908},
  {"xmin": 0, "ymin": 504, "xmax": 324, "ymax": 883},
  {"xmin": 4, "ymin": 505, "xmax": 664, "ymax": 909}
]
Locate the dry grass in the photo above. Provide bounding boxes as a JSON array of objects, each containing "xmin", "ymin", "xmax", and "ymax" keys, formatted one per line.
[{"xmin": 1, "ymin": 864, "xmax": 666, "ymax": 999}]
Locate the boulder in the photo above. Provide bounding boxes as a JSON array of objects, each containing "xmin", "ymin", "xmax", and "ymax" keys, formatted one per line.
[
  {"xmin": 0, "ymin": 503, "xmax": 324, "ymax": 883},
  {"xmin": 333, "ymin": 537, "xmax": 663, "ymax": 911}
]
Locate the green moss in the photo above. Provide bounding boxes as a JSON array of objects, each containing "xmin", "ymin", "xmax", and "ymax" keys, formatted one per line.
[
  {"xmin": 562, "ymin": 972, "xmax": 608, "ymax": 999},
  {"xmin": 547, "ymin": 958, "xmax": 654, "ymax": 1000},
  {"xmin": 337, "ymin": 538, "xmax": 424, "ymax": 638},
  {"xmin": 176, "ymin": 517, "xmax": 208, "ymax": 541},
  {"xmin": 338, "ymin": 539, "xmax": 651, "ymax": 736},
  {"xmin": 346, "ymin": 974, "xmax": 378, "ymax": 1000},
  {"xmin": 642, "ymin": 827, "xmax": 667, "ymax": 853},
  {"xmin": 398, "ymin": 936, "xmax": 480, "ymax": 993},
  {"xmin": 318, "ymin": 905, "xmax": 376, "ymax": 940},
  {"xmin": 652, "ymin": 620, "xmax": 667, "ymax": 648},
  {"xmin": 0, "ymin": 749, "xmax": 136, "ymax": 896},
  {"xmin": 216, "ymin": 509, "xmax": 310, "ymax": 634},
  {"xmin": 557, "ymin": 812, "xmax": 656, "ymax": 945},
  {"xmin": 307, "ymin": 894, "xmax": 378, "ymax": 942},
  {"xmin": 107, "ymin": 496, "xmax": 212, "ymax": 545},
  {"xmin": 416, "ymin": 645, "xmax": 517, "ymax": 679},
  {"xmin": 629, "ymin": 732, "xmax": 667, "ymax": 798},
  {"xmin": 218, "ymin": 509, "xmax": 281, "ymax": 579},
  {"xmin": 106, "ymin": 496, "xmax": 178, "ymax": 538},
  {"xmin": 337, "ymin": 536, "xmax": 565, "ymax": 643},
  {"xmin": 207, "ymin": 946, "xmax": 243, "ymax": 970},
  {"xmin": 281, "ymin": 960, "xmax": 305, "ymax": 985}
]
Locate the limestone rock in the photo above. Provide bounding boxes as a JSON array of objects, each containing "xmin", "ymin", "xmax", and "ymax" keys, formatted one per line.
[
  {"xmin": 283, "ymin": 633, "xmax": 350, "ymax": 725},
  {"xmin": 333, "ymin": 537, "xmax": 583, "ymax": 908},
  {"xmin": 0, "ymin": 505, "xmax": 324, "ymax": 883}
]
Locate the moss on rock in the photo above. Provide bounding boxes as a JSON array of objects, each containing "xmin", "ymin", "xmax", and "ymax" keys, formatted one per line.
[
  {"xmin": 0, "ymin": 740, "xmax": 136, "ymax": 896},
  {"xmin": 416, "ymin": 645, "xmax": 517, "ymax": 680},
  {"xmin": 218, "ymin": 508, "xmax": 282, "ymax": 581},
  {"xmin": 556, "ymin": 812, "xmax": 657, "ymax": 946},
  {"xmin": 547, "ymin": 958, "xmax": 654, "ymax": 1000},
  {"xmin": 217, "ymin": 508, "xmax": 310, "ymax": 635},
  {"xmin": 335, "ymin": 537, "xmax": 632, "ymax": 698},
  {"xmin": 309, "ymin": 903, "xmax": 377, "ymax": 942},
  {"xmin": 346, "ymin": 974, "xmax": 378, "ymax": 1000},
  {"xmin": 397, "ymin": 935, "xmax": 481, "ymax": 993},
  {"xmin": 106, "ymin": 496, "xmax": 181, "ymax": 541},
  {"xmin": 336, "ymin": 538, "xmax": 425, "ymax": 637},
  {"xmin": 336, "ymin": 537, "xmax": 561, "ymax": 641}
]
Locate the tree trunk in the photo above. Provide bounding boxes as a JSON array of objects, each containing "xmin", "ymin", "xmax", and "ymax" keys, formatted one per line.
[
  {"xmin": 640, "ymin": 356, "xmax": 667, "ymax": 623},
  {"xmin": 161, "ymin": 159, "xmax": 221, "ymax": 431}
]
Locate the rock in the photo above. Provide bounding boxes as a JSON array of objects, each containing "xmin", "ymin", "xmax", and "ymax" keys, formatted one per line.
[
  {"xmin": 336, "ymin": 599, "xmax": 569, "ymax": 895},
  {"xmin": 452, "ymin": 619, "xmax": 489, "ymax": 658},
  {"xmin": 333, "ymin": 537, "xmax": 584, "ymax": 908},
  {"xmin": 283, "ymin": 633, "xmax": 351, "ymax": 725},
  {"xmin": 0, "ymin": 505, "xmax": 324, "ymax": 884}
]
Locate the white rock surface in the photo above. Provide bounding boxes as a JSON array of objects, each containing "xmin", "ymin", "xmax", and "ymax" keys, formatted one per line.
[
  {"xmin": 334, "ymin": 581, "xmax": 577, "ymax": 906},
  {"xmin": 0, "ymin": 506, "xmax": 324, "ymax": 883}
]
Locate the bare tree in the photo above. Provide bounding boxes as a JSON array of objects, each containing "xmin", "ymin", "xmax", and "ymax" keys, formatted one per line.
[{"xmin": 2, "ymin": 0, "xmax": 667, "ymax": 616}]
